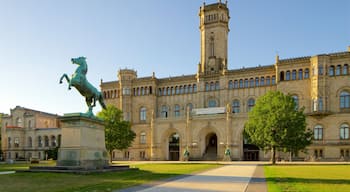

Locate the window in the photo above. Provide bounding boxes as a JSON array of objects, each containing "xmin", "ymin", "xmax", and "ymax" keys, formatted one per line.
[
  {"xmin": 318, "ymin": 97, "xmax": 323, "ymax": 111},
  {"xmin": 38, "ymin": 136, "xmax": 42, "ymax": 147},
  {"xmin": 179, "ymin": 86, "xmax": 183, "ymax": 94},
  {"xmin": 28, "ymin": 120, "xmax": 32, "ymax": 128},
  {"xmin": 124, "ymin": 151, "xmax": 130, "ymax": 159},
  {"xmin": 215, "ymin": 81, "xmax": 219, "ymax": 90},
  {"xmin": 158, "ymin": 88, "xmax": 162, "ymax": 96},
  {"xmin": 188, "ymin": 85, "xmax": 192, "ymax": 93},
  {"xmin": 304, "ymin": 68, "xmax": 309, "ymax": 79},
  {"xmin": 163, "ymin": 88, "xmax": 166, "ymax": 96},
  {"xmin": 272, "ymin": 76, "xmax": 276, "ymax": 84},
  {"xmin": 28, "ymin": 137, "xmax": 32, "ymax": 148},
  {"xmin": 314, "ymin": 149, "xmax": 323, "ymax": 158},
  {"xmin": 239, "ymin": 79, "xmax": 243, "ymax": 88},
  {"xmin": 141, "ymin": 87, "xmax": 145, "ymax": 95},
  {"xmin": 186, "ymin": 103, "xmax": 193, "ymax": 112},
  {"xmin": 208, "ymin": 99, "xmax": 217, "ymax": 108},
  {"xmin": 8, "ymin": 137, "xmax": 11, "ymax": 148},
  {"xmin": 340, "ymin": 124, "xmax": 349, "ymax": 140},
  {"xmin": 44, "ymin": 136, "xmax": 49, "ymax": 147},
  {"xmin": 329, "ymin": 65, "xmax": 335, "ymax": 76},
  {"xmin": 340, "ymin": 91, "xmax": 350, "ymax": 109},
  {"xmin": 292, "ymin": 95, "xmax": 299, "ymax": 110},
  {"xmin": 171, "ymin": 87, "xmax": 175, "ymax": 95},
  {"xmin": 167, "ymin": 87, "xmax": 171, "ymax": 95},
  {"xmin": 336, "ymin": 65, "xmax": 341, "ymax": 76},
  {"xmin": 260, "ymin": 77, "xmax": 265, "ymax": 86},
  {"xmin": 175, "ymin": 86, "xmax": 179, "ymax": 94},
  {"xmin": 193, "ymin": 84, "xmax": 197, "ymax": 92},
  {"xmin": 314, "ymin": 125, "xmax": 323, "ymax": 140},
  {"xmin": 174, "ymin": 105, "xmax": 180, "ymax": 117},
  {"xmin": 210, "ymin": 82, "xmax": 215, "ymax": 91},
  {"xmin": 228, "ymin": 80, "xmax": 233, "ymax": 89},
  {"xmin": 247, "ymin": 98, "xmax": 255, "ymax": 112},
  {"xmin": 161, "ymin": 105, "xmax": 169, "ymax": 118},
  {"xmin": 266, "ymin": 76, "xmax": 270, "ymax": 85},
  {"xmin": 255, "ymin": 77, "xmax": 259, "ymax": 86},
  {"xmin": 340, "ymin": 149, "xmax": 350, "ymax": 158},
  {"xmin": 140, "ymin": 107, "xmax": 147, "ymax": 121},
  {"xmin": 234, "ymin": 80, "xmax": 238, "ymax": 88},
  {"xmin": 51, "ymin": 136, "xmax": 56, "ymax": 147},
  {"xmin": 205, "ymin": 83, "xmax": 209, "ymax": 91},
  {"xmin": 298, "ymin": 69, "xmax": 303, "ymax": 80},
  {"xmin": 16, "ymin": 118, "xmax": 22, "ymax": 127},
  {"xmin": 292, "ymin": 70, "xmax": 296, "ymax": 80},
  {"xmin": 140, "ymin": 151, "xmax": 146, "ymax": 159},
  {"xmin": 244, "ymin": 79, "xmax": 248, "ymax": 88},
  {"xmin": 318, "ymin": 66, "xmax": 324, "ymax": 75},
  {"xmin": 280, "ymin": 71, "xmax": 285, "ymax": 81},
  {"xmin": 249, "ymin": 78, "xmax": 254, "ymax": 87},
  {"xmin": 140, "ymin": 132, "xmax": 146, "ymax": 144},
  {"xmin": 343, "ymin": 64, "xmax": 348, "ymax": 75},
  {"xmin": 232, "ymin": 100, "xmax": 240, "ymax": 113},
  {"xmin": 286, "ymin": 71, "xmax": 291, "ymax": 80}
]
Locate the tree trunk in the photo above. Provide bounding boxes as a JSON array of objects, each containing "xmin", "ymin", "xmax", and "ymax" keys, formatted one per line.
[{"xmin": 271, "ymin": 146, "xmax": 276, "ymax": 165}]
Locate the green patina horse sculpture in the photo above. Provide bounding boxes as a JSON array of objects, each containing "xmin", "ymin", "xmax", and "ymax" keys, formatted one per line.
[{"xmin": 59, "ymin": 57, "xmax": 106, "ymax": 116}]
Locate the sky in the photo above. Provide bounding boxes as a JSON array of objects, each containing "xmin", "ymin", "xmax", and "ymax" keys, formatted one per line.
[{"xmin": 0, "ymin": 0, "xmax": 349, "ymax": 115}]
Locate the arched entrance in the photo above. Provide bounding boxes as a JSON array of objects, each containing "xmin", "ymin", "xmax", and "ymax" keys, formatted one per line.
[
  {"xmin": 243, "ymin": 144, "xmax": 259, "ymax": 161},
  {"xmin": 203, "ymin": 133, "xmax": 217, "ymax": 160},
  {"xmin": 168, "ymin": 133, "xmax": 180, "ymax": 161}
]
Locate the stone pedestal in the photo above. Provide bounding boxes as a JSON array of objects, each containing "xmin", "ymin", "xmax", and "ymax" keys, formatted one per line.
[{"xmin": 57, "ymin": 113, "xmax": 108, "ymax": 169}]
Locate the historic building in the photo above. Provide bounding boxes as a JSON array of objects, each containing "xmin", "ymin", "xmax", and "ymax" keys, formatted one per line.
[
  {"xmin": 101, "ymin": 2, "xmax": 350, "ymax": 161},
  {"xmin": 1, "ymin": 106, "xmax": 61, "ymax": 161}
]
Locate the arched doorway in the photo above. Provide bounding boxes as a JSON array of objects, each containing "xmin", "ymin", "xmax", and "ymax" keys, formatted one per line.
[
  {"xmin": 243, "ymin": 144, "xmax": 259, "ymax": 161},
  {"xmin": 169, "ymin": 133, "xmax": 180, "ymax": 161},
  {"xmin": 203, "ymin": 133, "xmax": 217, "ymax": 160}
]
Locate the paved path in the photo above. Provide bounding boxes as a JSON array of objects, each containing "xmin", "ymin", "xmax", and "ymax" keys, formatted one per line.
[{"xmin": 119, "ymin": 164, "xmax": 267, "ymax": 192}]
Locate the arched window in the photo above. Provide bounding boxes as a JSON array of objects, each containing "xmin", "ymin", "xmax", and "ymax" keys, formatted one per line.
[
  {"xmin": 208, "ymin": 99, "xmax": 217, "ymax": 108},
  {"xmin": 28, "ymin": 137, "xmax": 32, "ymax": 148},
  {"xmin": 205, "ymin": 83, "xmax": 209, "ymax": 91},
  {"xmin": 137, "ymin": 87, "xmax": 140, "ymax": 96},
  {"xmin": 232, "ymin": 100, "xmax": 240, "ymax": 113},
  {"xmin": 163, "ymin": 88, "xmax": 166, "ymax": 96},
  {"xmin": 215, "ymin": 81, "xmax": 219, "ymax": 90},
  {"xmin": 38, "ymin": 136, "xmax": 42, "ymax": 147},
  {"xmin": 140, "ymin": 132, "xmax": 146, "ymax": 144},
  {"xmin": 161, "ymin": 105, "xmax": 169, "ymax": 118},
  {"xmin": 298, "ymin": 69, "xmax": 303, "ymax": 80},
  {"xmin": 266, "ymin": 76, "xmax": 271, "ymax": 85},
  {"xmin": 249, "ymin": 78, "xmax": 254, "ymax": 87},
  {"xmin": 188, "ymin": 85, "xmax": 192, "ymax": 93},
  {"xmin": 280, "ymin": 71, "xmax": 285, "ymax": 81},
  {"xmin": 167, "ymin": 87, "xmax": 171, "ymax": 95},
  {"xmin": 239, "ymin": 79, "xmax": 243, "ymax": 88},
  {"xmin": 314, "ymin": 125, "xmax": 323, "ymax": 140},
  {"xmin": 247, "ymin": 98, "xmax": 255, "ymax": 112},
  {"xmin": 255, "ymin": 77, "xmax": 259, "ymax": 86},
  {"xmin": 228, "ymin": 80, "xmax": 233, "ymax": 89},
  {"xmin": 184, "ymin": 85, "xmax": 188, "ymax": 94},
  {"xmin": 336, "ymin": 65, "xmax": 341, "ymax": 76},
  {"xmin": 291, "ymin": 95, "xmax": 299, "ymax": 110},
  {"xmin": 292, "ymin": 70, "xmax": 296, "ymax": 80},
  {"xmin": 171, "ymin": 87, "xmax": 175, "ymax": 95},
  {"xmin": 272, "ymin": 76, "xmax": 276, "ymax": 84},
  {"xmin": 175, "ymin": 86, "xmax": 179, "ymax": 94},
  {"xmin": 286, "ymin": 71, "xmax": 291, "ymax": 80},
  {"xmin": 234, "ymin": 80, "xmax": 238, "ymax": 88},
  {"xmin": 260, "ymin": 77, "xmax": 265, "ymax": 86},
  {"xmin": 14, "ymin": 138, "xmax": 19, "ymax": 148},
  {"xmin": 304, "ymin": 68, "xmax": 309, "ymax": 79},
  {"xmin": 16, "ymin": 118, "xmax": 22, "ymax": 127},
  {"xmin": 158, "ymin": 88, "xmax": 162, "ymax": 96},
  {"xmin": 174, "ymin": 104, "xmax": 180, "ymax": 117},
  {"xmin": 340, "ymin": 91, "xmax": 350, "ymax": 109},
  {"xmin": 244, "ymin": 79, "xmax": 248, "ymax": 88},
  {"xmin": 210, "ymin": 82, "xmax": 215, "ymax": 91},
  {"xmin": 193, "ymin": 84, "xmax": 197, "ymax": 92},
  {"xmin": 179, "ymin": 86, "xmax": 183, "ymax": 94},
  {"xmin": 340, "ymin": 124, "xmax": 349, "ymax": 140},
  {"xmin": 51, "ymin": 135, "xmax": 56, "ymax": 147},
  {"xmin": 44, "ymin": 136, "xmax": 49, "ymax": 147},
  {"xmin": 329, "ymin": 65, "xmax": 335, "ymax": 76},
  {"xmin": 343, "ymin": 64, "xmax": 348, "ymax": 75},
  {"xmin": 140, "ymin": 107, "xmax": 147, "ymax": 121}
]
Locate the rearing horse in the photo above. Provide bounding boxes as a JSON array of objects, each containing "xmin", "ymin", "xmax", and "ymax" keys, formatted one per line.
[{"xmin": 59, "ymin": 57, "xmax": 106, "ymax": 116}]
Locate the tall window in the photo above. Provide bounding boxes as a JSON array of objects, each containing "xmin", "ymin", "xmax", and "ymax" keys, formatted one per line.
[
  {"xmin": 38, "ymin": 136, "xmax": 42, "ymax": 147},
  {"xmin": 179, "ymin": 86, "xmax": 183, "ymax": 94},
  {"xmin": 239, "ymin": 79, "xmax": 243, "ymax": 88},
  {"xmin": 343, "ymin": 64, "xmax": 348, "ymax": 75},
  {"xmin": 329, "ymin": 66, "xmax": 335, "ymax": 76},
  {"xmin": 188, "ymin": 85, "xmax": 192, "ymax": 93},
  {"xmin": 298, "ymin": 69, "xmax": 303, "ymax": 80},
  {"xmin": 210, "ymin": 82, "xmax": 215, "ymax": 91},
  {"xmin": 228, "ymin": 80, "xmax": 233, "ymax": 89},
  {"xmin": 16, "ymin": 118, "xmax": 22, "ymax": 127},
  {"xmin": 140, "ymin": 107, "xmax": 147, "ymax": 121},
  {"xmin": 247, "ymin": 98, "xmax": 255, "ymax": 112},
  {"xmin": 266, "ymin": 76, "xmax": 270, "ymax": 85},
  {"xmin": 255, "ymin": 77, "xmax": 259, "ymax": 86},
  {"xmin": 208, "ymin": 99, "xmax": 217, "ymax": 108},
  {"xmin": 215, "ymin": 81, "xmax": 220, "ymax": 90},
  {"xmin": 340, "ymin": 91, "xmax": 350, "ymax": 109},
  {"xmin": 140, "ymin": 132, "xmax": 146, "ymax": 144},
  {"xmin": 244, "ymin": 79, "xmax": 248, "ymax": 88},
  {"xmin": 249, "ymin": 78, "xmax": 254, "ymax": 87},
  {"xmin": 340, "ymin": 124, "xmax": 349, "ymax": 140},
  {"xmin": 234, "ymin": 80, "xmax": 238, "ymax": 88},
  {"xmin": 205, "ymin": 83, "xmax": 209, "ymax": 91},
  {"xmin": 175, "ymin": 86, "xmax": 179, "ymax": 94},
  {"xmin": 318, "ymin": 97, "xmax": 323, "ymax": 111},
  {"xmin": 8, "ymin": 137, "xmax": 11, "ymax": 148},
  {"xmin": 161, "ymin": 105, "xmax": 169, "ymax": 118},
  {"xmin": 184, "ymin": 85, "xmax": 188, "ymax": 94},
  {"xmin": 193, "ymin": 84, "xmax": 197, "ymax": 92},
  {"xmin": 44, "ymin": 136, "xmax": 49, "ymax": 147},
  {"xmin": 260, "ymin": 77, "xmax": 265, "ymax": 86},
  {"xmin": 28, "ymin": 137, "xmax": 32, "ymax": 148},
  {"xmin": 304, "ymin": 68, "xmax": 309, "ymax": 79},
  {"xmin": 232, "ymin": 100, "xmax": 240, "ymax": 113},
  {"xmin": 292, "ymin": 70, "xmax": 296, "ymax": 80},
  {"xmin": 336, "ymin": 65, "xmax": 341, "ymax": 76},
  {"xmin": 292, "ymin": 95, "xmax": 299, "ymax": 110},
  {"xmin": 174, "ymin": 105, "xmax": 180, "ymax": 117},
  {"xmin": 318, "ymin": 66, "xmax": 324, "ymax": 75},
  {"xmin": 272, "ymin": 76, "xmax": 276, "ymax": 84},
  {"xmin": 314, "ymin": 125, "xmax": 323, "ymax": 140},
  {"xmin": 51, "ymin": 136, "xmax": 56, "ymax": 147},
  {"xmin": 286, "ymin": 71, "xmax": 291, "ymax": 80},
  {"xmin": 210, "ymin": 37, "xmax": 215, "ymax": 57},
  {"xmin": 14, "ymin": 138, "xmax": 19, "ymax": 148}
]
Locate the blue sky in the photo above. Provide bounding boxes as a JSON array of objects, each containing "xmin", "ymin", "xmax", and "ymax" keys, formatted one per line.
[{"xmin": 0, "ymin": 0, "xmax": 349, "ymax": 115}]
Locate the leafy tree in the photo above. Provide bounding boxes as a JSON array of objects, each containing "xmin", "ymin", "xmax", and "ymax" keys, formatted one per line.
[
  {"xmin": 244, "ymin": 91, "xmax": 312, "ymax": 164},
  {"xmin": 97, "ymin": 105, "xmax": 136, "ymax": 162}
]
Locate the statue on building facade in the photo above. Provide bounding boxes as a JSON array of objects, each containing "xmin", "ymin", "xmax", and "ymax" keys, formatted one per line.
[{"xmin": 59, "ymin": 57, "xmax": 106, "ymax": 116}]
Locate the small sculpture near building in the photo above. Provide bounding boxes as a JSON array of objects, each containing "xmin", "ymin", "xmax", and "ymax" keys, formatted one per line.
[{"xmin": 60, "ymin": 57, "xmax": 106, "ymax": 116}]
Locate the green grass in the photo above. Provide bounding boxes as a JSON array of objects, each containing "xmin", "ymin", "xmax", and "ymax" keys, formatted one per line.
[
  {"xmin": 265, "ymin": 165, "xmax": 350, "ymax": 192},
  {"xmin": 0, "ymin": 162, "xmax": 221, "ymax": 192}
]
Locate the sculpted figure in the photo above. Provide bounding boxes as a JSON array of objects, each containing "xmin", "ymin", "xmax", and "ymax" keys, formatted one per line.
[{"xmin": 60, "ymin": 57, "xmax": 106, "ymax": 116}]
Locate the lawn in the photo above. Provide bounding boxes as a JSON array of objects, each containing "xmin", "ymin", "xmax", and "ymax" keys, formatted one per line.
[
  {"xmin": 0, "ymin": 162, "xmax": 221, "ymax": 192},
  {"xmin": 264, "ymin": 164, "xmax": 350, "ymax": 192}
]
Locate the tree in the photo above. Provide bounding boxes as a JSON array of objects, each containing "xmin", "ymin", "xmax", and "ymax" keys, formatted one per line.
[
  {"xmin": 97, "ymin": 105, "xmax": 136, "ymax": 162},
  {"xmin": 244, "ymin": 91, "xmax": 312, "ymax": 164}
]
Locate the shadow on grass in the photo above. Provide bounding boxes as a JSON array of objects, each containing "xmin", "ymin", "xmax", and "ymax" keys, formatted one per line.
[{"xmin": 266, "ymin": 177, "xmax": 350, "ymax": 185}]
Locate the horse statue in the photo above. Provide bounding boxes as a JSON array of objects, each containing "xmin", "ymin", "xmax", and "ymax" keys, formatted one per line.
[{"xmin": 59, "ymin": 57, "xmax": 106, "ymax": 116}]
